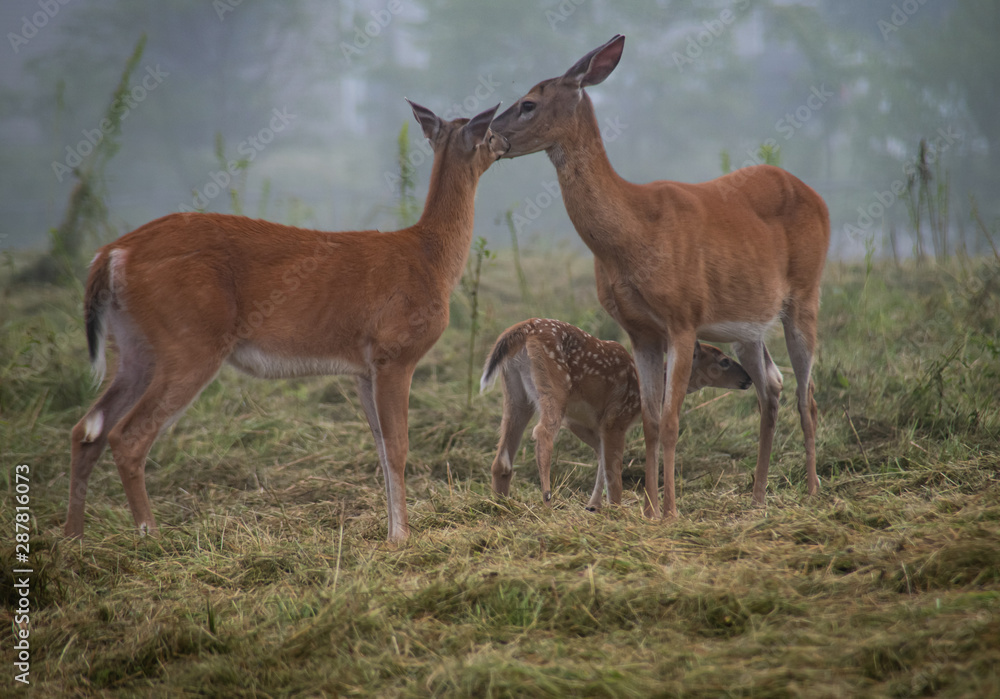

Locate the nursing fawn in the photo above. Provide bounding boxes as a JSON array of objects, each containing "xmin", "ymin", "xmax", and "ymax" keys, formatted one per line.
[{"xmin": 480, "ymin": 319, "xmax": 751, "ymax": 509}]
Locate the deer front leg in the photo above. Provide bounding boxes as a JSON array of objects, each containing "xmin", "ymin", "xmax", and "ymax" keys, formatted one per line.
[
  {"xmin": 632, "ymin": 337, "xmax": 665, "ymax": 518},
  {"xmin": 357, "ymin": 375, "xmax": 389, "ymax": 472},
  {"xmin": 659, "ymin": 334, "xmax": 696, "ymax": 519},
  {"xmin": 366, "ymin": 364, "xmax": 415, "ymax": 543},
  {"xmin": 357, "ymin": 373, "xmax": 396, "ymax": 538}
]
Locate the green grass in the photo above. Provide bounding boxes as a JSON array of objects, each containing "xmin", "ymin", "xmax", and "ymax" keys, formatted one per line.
[{"xmin": 2, "ymin": 250, "xmax": 999, "ymax": 697}]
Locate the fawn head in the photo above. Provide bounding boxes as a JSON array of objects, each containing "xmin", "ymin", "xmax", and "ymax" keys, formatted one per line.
[
  {"xmin": 407, "ymin": 99, "xmax": 509, "ymax": 175},
  {"xmin": 687, "ymin": 342, "xmax": 753, "ymax": 394},
  {"xmin": 490, "ymin": 34, "xmax": 625, "ymax": 159}
]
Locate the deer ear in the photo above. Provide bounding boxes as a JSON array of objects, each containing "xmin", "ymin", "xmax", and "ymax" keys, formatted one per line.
[
  {"xmin": 407, "ymin": 98, "xmax": 443, "ymax": 143},
  {"xmin": 462, "ymin": 102, "xmax": 500, "ymax": 149},
  {"xmin": 563, "ymin": 34, "xmax": 625, "ymax": 88}
]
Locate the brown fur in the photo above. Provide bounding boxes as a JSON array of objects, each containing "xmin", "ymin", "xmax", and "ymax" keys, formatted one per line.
[
  {"xmin": 66, "ymin": 101, "xmax": 508, "ymax": 543},
  {"xmin": 491, "ymin": 35, "xmax": 830, "ymax": 518},
  {"xmin": 481, "ymin": 318, "xmax": 750, "ymax": 509}
]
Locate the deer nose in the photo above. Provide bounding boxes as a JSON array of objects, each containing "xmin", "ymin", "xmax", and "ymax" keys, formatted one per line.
[
  {"xmin": 740, "ymin": 376, "xmax": 753, "ymax": 390},
  {"xmin": 497, "ymin": 133, "xmax": 511, "ymax": 157}
]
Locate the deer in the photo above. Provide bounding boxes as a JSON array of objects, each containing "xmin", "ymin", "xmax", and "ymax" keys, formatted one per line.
[
  {"xmin": 65, "ymin": 100, "xmax": 509, "ymax": 543},
  {"xmin": 489, "ymin": 35, "xmax": 831, "ymax": 519},
  {"xmin": 480, "ymin": 318, "xmax": 751, "ymax": 510}
]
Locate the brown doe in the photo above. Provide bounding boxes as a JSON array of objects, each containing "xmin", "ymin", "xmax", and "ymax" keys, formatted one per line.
[
  {"xmin": 480, "ymin": 318, "xmax": 751, "ymax": 510},
  {"xmin": 66, "ymin": 100, "xmax": 508, "ymax": 543},
  {"xmin": 490, "ymin": 35, "xmax": 830, "ymax": 518}
]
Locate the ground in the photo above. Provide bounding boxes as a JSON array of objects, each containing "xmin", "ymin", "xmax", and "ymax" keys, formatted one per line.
[{"xmin": 2, "ymin": 250, "xmax": 998, "ymax": 697}]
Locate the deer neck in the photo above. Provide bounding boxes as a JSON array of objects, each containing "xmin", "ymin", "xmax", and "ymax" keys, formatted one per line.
[
  {"xmin": 546, "ymin": 93, "xmax": 632, "ymax": 259},
  {"xmin": 413, "ymin": 147, "xmax": 479, "ymax": 291}
]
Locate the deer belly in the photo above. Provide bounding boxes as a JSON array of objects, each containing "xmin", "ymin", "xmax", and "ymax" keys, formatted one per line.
[
  {"xmin": 563, "ymin": 400, "xmax": 600, "ymax": 431},
  {"xmin": 227, "ymin": 343, "xmax": 362, "ymax": 379},
  {"xmin": 698, "ymin": 319, "xmax": 777, "ymax": 344}
]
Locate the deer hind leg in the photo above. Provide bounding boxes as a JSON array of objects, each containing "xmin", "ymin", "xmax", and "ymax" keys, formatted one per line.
[
  {"xmin": 489, "ymin": 368, "xmax": 535, "ymax": 496},
  {"xmin": 734, "ymin": 341, "xmax": 783, "ymax": 507},
  {"xmin": 367, "ymin": 363, "xmax": 415, "ymax": 543},
  {"xmin": 66, "ymin": 347, "xmax": 153, "ymax": 538},
  {"xmin": 107, "ymin": 360, "xmax": 222, "ymax": 536},
  {"xmin": 632, "ymin": 336, "xmax": 665, "ymax": 518},
  {"xmin": 525, "ymin": 345, "xmax": 568, "ymax": 506},
  {"xmin": 783, "ymin": 303, "xmax": 820, "ymax": 496},
  {"xmin": 531, "ymin": 405, "xmax": 563, "ymax": 506}
]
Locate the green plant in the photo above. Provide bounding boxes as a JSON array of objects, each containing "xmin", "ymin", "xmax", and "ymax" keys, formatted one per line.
[
  {"xmin": 758, "ymin": 142, "xmax": 781, "ymax": 167},
  {"xmin": 719, "ymin": 144, "xmax": 777, "ymax": 175},
  {"xmin": 213, "ymin": 131, "xmax": 251, "ymax": 215},
  {"xmin": 393, "ymin": 121, "xmax": 421, "ymax": 228},
  {"xmin": 461, "ymin": 236, "xmax": 494, "ymax": 406},
  {"xmin": 901, "ymin": 138, "xmax": 954, "ymax": 262},
  {"xmin": 504, "ymin": 208, "xmax": 532, "ymax": 306},
  {"xmin": 860, "ymin": 232, "xmax": 877, "ymax": 316},
  {"xmin": 257, "ymin": 178, "xmax": 272, "ymax": 220},
  {"xmin": 970, "ymin": 195, "xmax": 1000, "ymax": 261},
  {"xmin": 21, "ymin": 34, "xmax": 147, "ymax": 284}
]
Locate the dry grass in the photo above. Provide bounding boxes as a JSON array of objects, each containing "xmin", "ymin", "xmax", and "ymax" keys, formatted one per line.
[{"xmin": 2, "ymin": 252, "xmax": 999, "ymax": 697}]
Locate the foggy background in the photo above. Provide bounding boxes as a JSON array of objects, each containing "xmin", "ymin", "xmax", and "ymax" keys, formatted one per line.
[{"xmin": 1, "ymin": 0, "xmax": 996, "ymax": 260}]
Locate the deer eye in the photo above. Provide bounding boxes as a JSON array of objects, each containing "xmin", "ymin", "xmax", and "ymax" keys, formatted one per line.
[
  {"xmin": 720, "ymin": 359, "xmax": 731, "ymax": 369},
  {"xmin": 520, "ymin": 101, "xmax": 536, "ymax": 116}
]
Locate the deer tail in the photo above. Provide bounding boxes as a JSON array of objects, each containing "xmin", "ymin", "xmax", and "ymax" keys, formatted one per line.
[
  {"xmin": 84, "ymin": 251, "xmax": 113, "ymax": 386},
  {"xmin": 479, "ymin": 320, "xmax": 534, "ymax": 394}
]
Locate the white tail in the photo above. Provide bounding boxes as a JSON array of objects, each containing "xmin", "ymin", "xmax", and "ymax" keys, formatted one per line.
[
  {"xmin": 481, "ymin": 318, "xmax": 751, "ymax": 509},
  {"xmin": 67, "ymin": 100, "xmax": 508, "ymax": 543},
  {"xmin": 490, "ymin": 35, "xmax": 830, "ymax": 518}
]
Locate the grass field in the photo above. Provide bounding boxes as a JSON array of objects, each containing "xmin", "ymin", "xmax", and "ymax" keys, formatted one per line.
[{"xmin": 2, "ymin": 248, "xmax": 999, "ymax": 697}]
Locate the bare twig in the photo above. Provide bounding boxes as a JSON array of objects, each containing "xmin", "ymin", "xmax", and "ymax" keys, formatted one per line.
[{"xmin": 843, "ymin": 405, "xmax": 870, "ymax": 469}]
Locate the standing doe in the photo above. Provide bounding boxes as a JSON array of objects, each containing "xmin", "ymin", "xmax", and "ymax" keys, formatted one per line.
[
  {"xmin": 490, "ymin": 35, "xmax": 831, "ymax": 518},
  {"xmin": 480, "ymin": 318, "xmax": 751, "ymax": 510},
  {"xmin": 66, "ymin": 100, "xmax": 508, "ymax": 543}
]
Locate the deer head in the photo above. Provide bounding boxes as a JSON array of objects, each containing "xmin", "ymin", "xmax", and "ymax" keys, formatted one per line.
[
  {"xmin": 490, "ymin": 34, "xmax": 625, "ymax": 159},
  {"xmin": 407, "ymin": 99, "xmax": 509, "ymax": 174}
]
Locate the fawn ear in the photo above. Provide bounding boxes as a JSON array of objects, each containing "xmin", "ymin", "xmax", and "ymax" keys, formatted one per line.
[
  {"xmin": 462, "ymin": 102, "xmax": 500, "ymax": 149},
  {"xmin": 563, "ymin": 34, "xmax": 625, "ymax": 88},
  {"xmin": 407, "ymin": 98, "xmax": 443, "ymax": 144}
]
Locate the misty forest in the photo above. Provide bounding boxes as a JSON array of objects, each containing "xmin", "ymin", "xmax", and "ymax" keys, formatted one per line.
[
  {"xmin": 2, "ymin": 1, "xmax": 999, "ymax": 697},
  {"xmin": 2, "ymin": 0, "xmax": 998, "ymax": 261}
]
